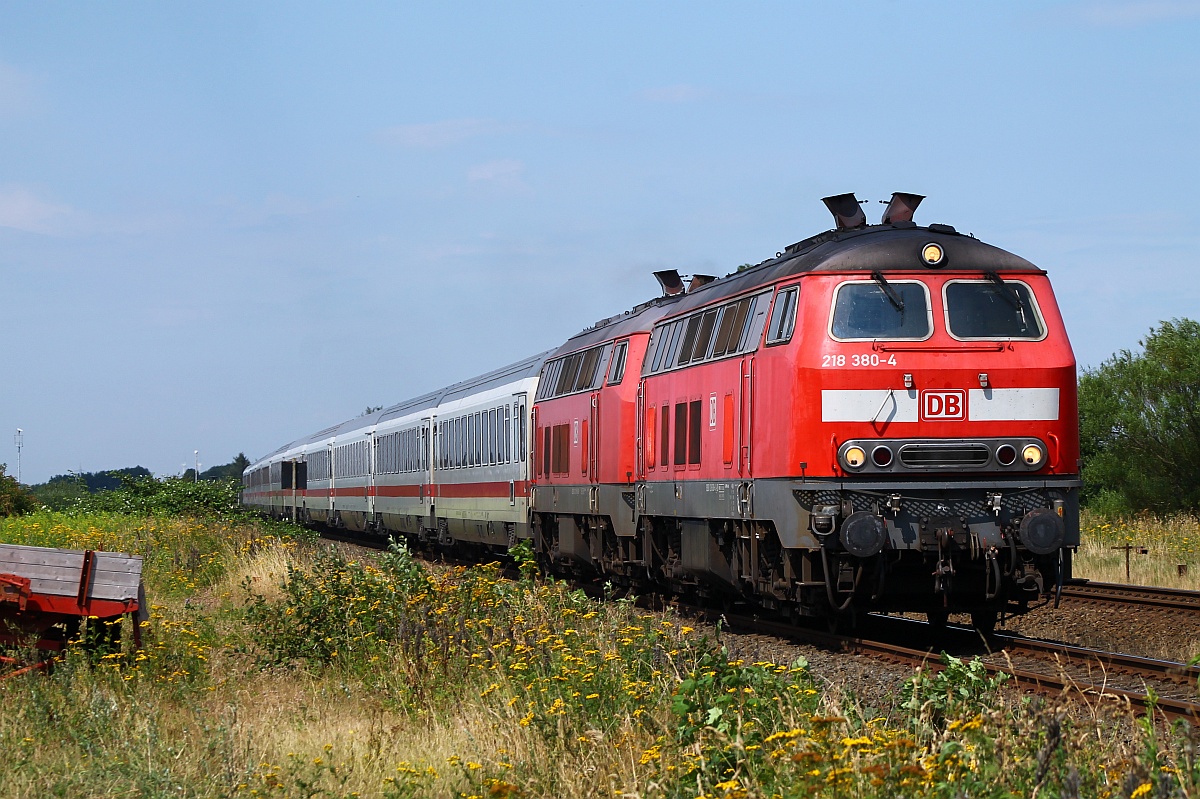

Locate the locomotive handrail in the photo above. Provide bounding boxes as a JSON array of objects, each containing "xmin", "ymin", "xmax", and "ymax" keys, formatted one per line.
[{"xmin": 871, "ymin": 341, "xmax": 1007, "ymax": 352}]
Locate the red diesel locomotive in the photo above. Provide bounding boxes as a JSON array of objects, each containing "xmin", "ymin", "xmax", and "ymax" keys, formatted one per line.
[{"xmin": 245, "ymin": 192, "xmax": 1079, "ymax": 631}]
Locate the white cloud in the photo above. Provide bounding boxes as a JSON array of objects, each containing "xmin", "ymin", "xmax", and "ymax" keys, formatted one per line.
[
  {"xmin": 378, "ymin": 118, "xmax": 515, "ymax": 148},
  {"xmin": 1071, "ymin": 0, "xmax": 1200, "ymax": 25},
  {"xmin": 640, "ymin": 84, "xmax": 708, "ymax": 104},
  {"xmin": 0, "ymin": 186, "xmax": 74, "ymax": 235}
]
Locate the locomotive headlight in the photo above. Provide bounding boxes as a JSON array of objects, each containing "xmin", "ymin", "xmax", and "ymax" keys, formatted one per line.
[
  {"xmin": 1022, "ymin": 443, "xmax": 1045, "ymax": 467},
  {"xmin": 843, "ymin": 445, "xmax": 867, "ymax": 470},
  {"xmin": 920, "ymin": 242, "xmax": 945, "ymax": 267}
]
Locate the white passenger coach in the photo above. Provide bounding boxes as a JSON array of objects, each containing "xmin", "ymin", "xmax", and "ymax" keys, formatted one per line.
[{"xmin": 242, "ymin": 352, "xmax": 551, "ymax": 548}]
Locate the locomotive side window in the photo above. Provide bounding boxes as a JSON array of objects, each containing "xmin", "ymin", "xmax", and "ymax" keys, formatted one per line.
[
  {"xmin": 537, "ymin": 343, "xmax": 614, "ymax": 400},
  {"xmin": 607, "ymin": 340, "xmax": 629, "ymax": 385},
  {"xmin": 643, "ymin": 290, "xmax": 771, "ymax": 376},
  {"xmin": 830, "ymin": 281, "xmax": 932, "ymax": 341},
  {"xmin": 660, "ymin": 404, "xmax": 670, "ymax": 469},
  {"xmin": 944, "ymin": 280, "xmax": 1046, "ymax": 340},
  {"xmin": 687, "ymin": 400, "xmax": 702, "ymax": 465},
  {"xmin": 765, "ymin": 286, "xmax": 799, "ymax": 345},
  {"xmin": 674, "ymin": 403, "xmax": 688, "ymax": 466}
]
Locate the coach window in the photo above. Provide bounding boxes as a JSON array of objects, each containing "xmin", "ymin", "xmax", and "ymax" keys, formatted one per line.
[
  {"xmin": 607, "ymin": 340, "xmax": 629, "ymax": 385},
  {"xmin": 831, "ymin": 280, "xmax": 932, "ymax": 341},
  {"xmin": 766, "ymin": 286, "xmax": 799, "ymax": 345},
  {"xmin": 944, "ymin": 279, "xmax": 1046, "ymax": 340}
]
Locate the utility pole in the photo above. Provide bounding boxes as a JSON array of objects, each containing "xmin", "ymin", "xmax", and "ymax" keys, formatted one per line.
[
  {"xmin": 13, "ymin": 429, "xmax": 22, "ymax": 484},
  {"xmin": 194, "ymin": 450, "xmax": 199, "ymax": 483}
]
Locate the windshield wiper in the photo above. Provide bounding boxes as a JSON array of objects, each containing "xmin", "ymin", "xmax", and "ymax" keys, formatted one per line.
[
  {"xmin": 984, "ymin": 271, "xmax": 1025, "ymax": 310},
  {"xmin": 871, "ymin": 270, "xmax": 905, "ymax": 311}
]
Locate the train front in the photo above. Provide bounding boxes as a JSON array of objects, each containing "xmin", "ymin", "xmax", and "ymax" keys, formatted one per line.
[{"xmin": 791, "ymin": 201, "xmax": 1079, "ymax": 628}]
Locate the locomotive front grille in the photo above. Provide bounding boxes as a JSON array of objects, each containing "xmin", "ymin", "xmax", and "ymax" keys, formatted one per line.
[{"xmin": 898, "ymin": 442, "xmax": 990, "ymax": 468}]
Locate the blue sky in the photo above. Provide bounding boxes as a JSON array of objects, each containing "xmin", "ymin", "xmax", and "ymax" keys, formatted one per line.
[{"xmin": 2, "ymin": 1, "xmax": 1198, "ymax": 483}]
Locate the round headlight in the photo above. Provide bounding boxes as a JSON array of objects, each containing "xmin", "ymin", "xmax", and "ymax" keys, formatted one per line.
[
  {"xmin": 843, "ymin": 446, "xmax": 867, "ymax": 469},
  {"xmin": 1022, "ymin": 444, "xmax": 1045, "ymax": 467},
  {"xmin": 921, "ymin": 242, "xmax": 945, "ymax": 267}
]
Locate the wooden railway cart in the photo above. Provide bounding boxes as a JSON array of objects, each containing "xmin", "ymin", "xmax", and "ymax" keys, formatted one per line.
[{"xmin": 0, "ymin": 543, "xmax": 146, "ymax": 678}]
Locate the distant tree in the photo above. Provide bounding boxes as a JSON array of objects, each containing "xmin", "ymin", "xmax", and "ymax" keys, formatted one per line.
[
  {"xmin": 199, "ymin": 453, "xmax": 252, "ymax": 481},
  {"xmin": 361, "ymin": 405, "xmax": 383, "ymax": 416},
  {"xmin": 0, "ymin": 464, "xmax": 37, "ymax": 516},
  {"xmin": 1079, "ymin": 318, "xmax": 1200, "ymax": 514},
  {"xmin": 42, "ymin": 467, "xmax": 152, "ymax": 493},
  {"xmin": 30, "ymin": 476, "xmax": 89, "ymax": 511}
]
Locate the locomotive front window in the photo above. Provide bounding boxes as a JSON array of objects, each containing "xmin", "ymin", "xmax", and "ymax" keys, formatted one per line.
[
  {"xmin": 831, "ymin": 281, "xmax": 932, "ymax": 341},
  {"xmin": 944, "ymin": 280, "xmax": 1045, "ymax": 340}
]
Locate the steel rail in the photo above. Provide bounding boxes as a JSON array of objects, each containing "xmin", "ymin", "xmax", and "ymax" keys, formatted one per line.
[{"xmin": 1061, "ymin": 580, "xmax": 1200, "ymax": 612}]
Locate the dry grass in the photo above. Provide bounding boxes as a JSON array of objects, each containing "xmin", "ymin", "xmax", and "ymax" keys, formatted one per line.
[{"xmin": 1073, "ymin": 510, "xmax": 1200, "ymax": 589}]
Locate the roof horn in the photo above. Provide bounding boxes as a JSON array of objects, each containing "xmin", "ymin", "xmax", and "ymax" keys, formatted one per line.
[
  {"xmin": 653, "ymin": 269, "xmax": 686, "ymax": 296},
  {"xmin": 881, "ymin": 192, "xmax": 925, "ymax": 225},
  {"xmin": 822, "ymin": 193, "xmax": 867, "ymax": 231}
]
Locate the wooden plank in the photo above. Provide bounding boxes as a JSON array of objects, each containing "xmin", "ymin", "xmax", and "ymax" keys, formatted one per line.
[
  {"xmin": 0, "ymin": 562, "xmax": 141, "ymax": 584},
  {"xmin": 0, "ymin": 562, "xmax": 86, "ymax": 583},
  {"xmin": 92, "ymin": 554, "xmax": 143, "ymax": 576},
  {"xmin": 26, "ymin": 577, "xmax": 139, "ymax": 602},
  {"xmin": 0, "ymin": 548, "xmax": 85, "ymax": 570},
  {"xmin": 26, "ymin": 577, "xmax": 83, "ymax": 598}
]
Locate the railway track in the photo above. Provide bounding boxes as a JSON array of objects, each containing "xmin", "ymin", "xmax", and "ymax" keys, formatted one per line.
[
  {"xmin": 1061, "ymin": 580, "xmax": 1200, "ymax": 613},
  {"xmin": 708, "ymin": 610, "xmax": 1200, "ymax": 722}
]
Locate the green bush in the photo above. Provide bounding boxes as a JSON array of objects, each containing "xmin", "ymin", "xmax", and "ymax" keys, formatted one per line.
[
  {"xmin": 71, "ymin": 474, "xmax": 246, "ymax": 519},
  {"xmin": 0, "ymin": 464, "xmax": 37, "ymax": 517}
]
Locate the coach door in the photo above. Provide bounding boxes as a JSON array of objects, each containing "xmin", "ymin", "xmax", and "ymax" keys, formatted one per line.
[
  {"xmin": 422, "ymin": 417, "xmax": 434, "ymax": 516},
  {"xmin": 366, "ymin": 435, "xmax": 376, "ymax": 520},
  {"xmin": 511, "ymin": 395, "xmax": 528, "ymax": 506}
]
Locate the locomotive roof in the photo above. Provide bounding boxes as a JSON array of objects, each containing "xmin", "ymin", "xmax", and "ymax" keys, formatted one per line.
[{"xmin": 555, "ymin": 222, "xmax": 1041, "ymax": 355}]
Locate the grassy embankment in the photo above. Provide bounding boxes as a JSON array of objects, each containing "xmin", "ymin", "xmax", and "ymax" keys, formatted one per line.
[
  {"xmin": 2, "ymin": 502, "xmax": 1199, "ymax": 797},
  {"xmin": 1074, "ymin": 510, "xmax": 1200, "ymax": 589}
]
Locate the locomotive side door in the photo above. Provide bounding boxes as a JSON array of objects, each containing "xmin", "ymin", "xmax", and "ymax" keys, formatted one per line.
[
  {"xmin": 588, "ymin": 390, "xmax": 600, "ymax": 484},
  {"xmin": 739, "ymin": 354, "xmax": 755, "ymax": 477},
  {"xmin": 635, "ymin": 379, "xmax": 645, "ymax": 480}
]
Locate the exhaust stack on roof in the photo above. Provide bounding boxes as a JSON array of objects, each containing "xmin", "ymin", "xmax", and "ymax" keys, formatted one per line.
[
  {"xmin": 653, "ymin": 269, "xmax": 686, "ymax": 296},
  {"xmin": 688, "ymin": 274, "xmax": 716, "ymax": 292},
  {"xmin": 822, "ymin": 193, "xmax": 867, "ymax": 231},
  {"xmin": 881, "ymin": 192, "xmax": 925, "ymax": 225}
]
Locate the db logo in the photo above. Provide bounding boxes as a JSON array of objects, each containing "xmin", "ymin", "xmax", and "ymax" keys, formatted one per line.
[{"xmin": 921, "ymin": 390, "xmax": 965, "ymax": 421}]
